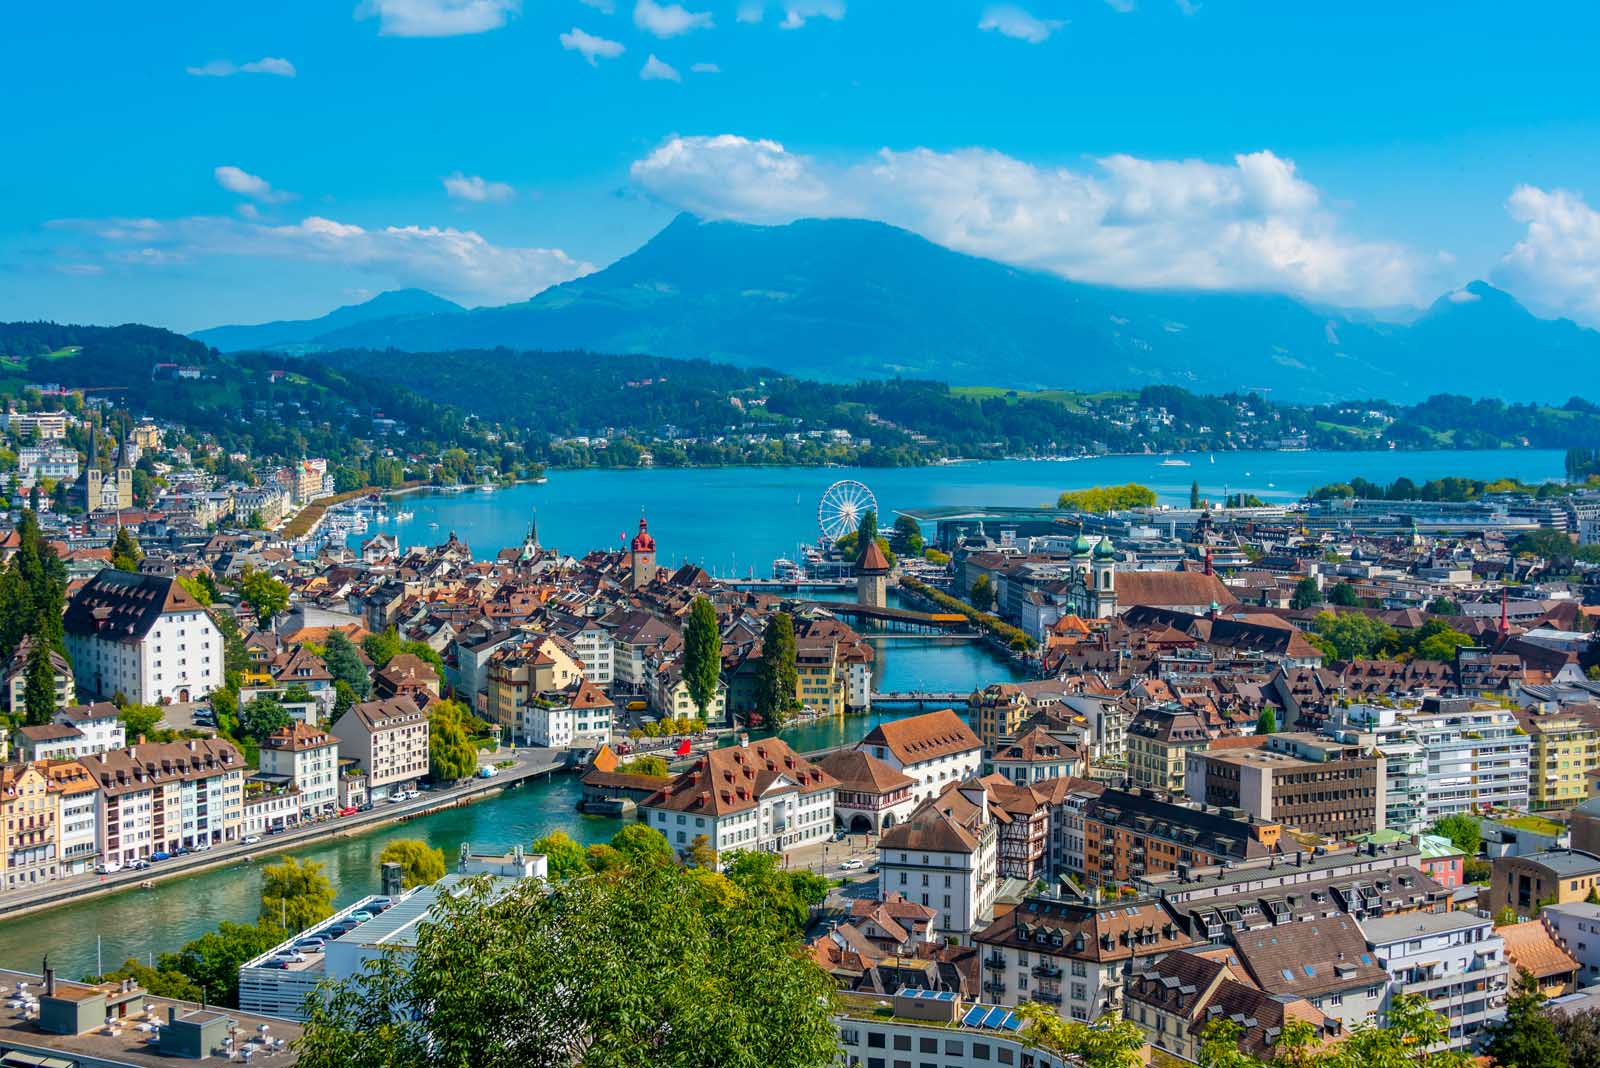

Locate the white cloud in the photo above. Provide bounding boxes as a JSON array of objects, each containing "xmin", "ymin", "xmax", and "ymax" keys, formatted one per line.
[
  {"xmin": 214, "ymin": 166, "xmax": 293, "ymax": 204},
  {"xmin": 579, "ymin": 0, "xmax": 615, "ymax": 11},
  {"xmin": 186, "ymin": 57, "xmax": 297, "ymax": 78},
  {"xmin": 354, "ymin": 0, "xmax": 520, "ymax": 37},
  {"xmin": 691, "ymin": 61, "xmax": 721, "ymax": 73},
  {"xmin": 1493, "ymin": 185, "xmax": 1600, "ymax": 325},
  {"xmin": 780, "ymin": 1, "xmax": 843, "ymax": 29},
  {"xmin": 53, "ymin": 212, "xmax": 591, "ymax": 306},
  {"xmin": 237, "ymin": 203, "xmax": 262, "ymax": 220},
  {"xmin": 1104, "ymin": 0, "xmax": 1134, "ymax": 11},
  {"xmin": 560, "ymin": 26, "xmax": 625, "ymax": 64},
  {"xmin": 1175, "ymin": 0, "xmax": 1201, "ymax": 13},
  {"xmin": 978, "ymin": 5, "xmax": 1064, "ymax": 43},
  {"xmin": 736, "ymin": 1, "xmax": 764, "ymax": 21},
  {"xmin": 443, "ymin": 172, "xmax": 516, "ymax": 202},
  {"xmin": 630, "ymin": 134, "xmax": 1436, "ymax": 307},
  {"xmin": 633, "ymin": 0, "xmax": 712, "ymax": 37},
  {"xmin": 1446, "ymin": 287, "xmax": 1480, "ymax": 303},
  {"xmin": 640, "ymin": 54, "xmax": 682, "ymax": 81},
  {"xmin": 55, "ymin": 263, "xmax": 104, "ymax": 277}
]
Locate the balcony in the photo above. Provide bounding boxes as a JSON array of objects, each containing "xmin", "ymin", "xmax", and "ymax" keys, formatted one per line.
[
  {"xmin": 1032, "ymin": 962, "xmax": 1063, "ymax": 979},
  {"xmin": 985, "ymin": 955, "xmax": 1007, "ymax": 971},
  {"xmin": 984, "ymin": 980, "xmax": 1007, "ymax": 995},
  {"xmin": 1031, "ymin": 991, "xmax": 1063, "ymax": 1006}
]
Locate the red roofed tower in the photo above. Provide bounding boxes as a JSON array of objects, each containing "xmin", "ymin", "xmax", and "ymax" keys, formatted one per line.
[{"xmin": 630, "ymin": 515, "xmax": 657, "ymax": 590}]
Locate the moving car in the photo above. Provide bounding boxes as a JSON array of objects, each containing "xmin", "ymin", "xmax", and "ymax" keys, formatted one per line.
[
  {"xmin": 150, "ymin": 852, "xmax": 171, "ymax": 862},
  {"xmin": 339, "ymin": 806, "xmax": 358, "ymax": 817},
  {"xmin": 243, "ymin": 835, "xmax": 261, "ymax": 845},
  {"xmin": 95, "ymin": 862, "xmax": 122, "ymax": 875},
  {"xmin": 839, "ymin": 858, "xmax": 865, "ymax": 871}
]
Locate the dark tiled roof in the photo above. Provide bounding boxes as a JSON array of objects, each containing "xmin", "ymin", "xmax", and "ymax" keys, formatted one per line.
[{"xmin": 63, "ymin": 569, "xmax": 206, "ymax": 643}]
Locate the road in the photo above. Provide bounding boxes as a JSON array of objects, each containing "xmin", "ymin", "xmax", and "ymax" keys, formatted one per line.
[{"xmin": 0, "ymin": 748, "xmax": 570, "ymax": 920}]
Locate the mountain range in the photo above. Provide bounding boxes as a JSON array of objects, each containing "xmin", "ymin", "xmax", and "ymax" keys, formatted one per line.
[{"xmin": 190, "ymin": 214, "xmax": 1600, "ymax": 403}]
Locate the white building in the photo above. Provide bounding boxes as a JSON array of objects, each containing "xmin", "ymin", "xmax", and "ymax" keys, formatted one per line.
[
  {"xmin": 50, "ymin": 761, "xmax": 101, "ymax": 876},
  {"xmin": 641, "ymin": 737, "xmax": 836, "ymax": 859},
  {"xmin": 16, "ymin": 444, "xmax": 79, "ymax": 488},
  {"xmin": 858, "ymin": 708, "xmax": 984, "ymax": 804},
  {"xmin": 1404, "ymin": 698, "xmax": 1530, "ymax": 821},
  {"xmin": 877, "ymin": 782, "xmax": 999, "ymax": 941},
  {"xmin": 56, "ymin": 702, "xmax": 126, "ymax": 756},
  {"xmin": 518, "ymin": 680, "xmax": 614, "ymax": 750},
  {"xmin": 331, "ymin": 698, "xmax": 429, "ymax": 800},
  {"xmin": 1539, "ymin": 902, "xmax": 1600, "ymax": 987},
  {"xmin": 564, "ymin": 620, "xmax": 614, "ymax": 689},
  {"xmin": 834, "ymin": 989, "xmax": 1074, "ymax": 1068},
  {"xmin": 1360, "ymin": 909, "xmax": 1508, "ymax": 1053},
  {"xmin": 63, "ymin": 570, "xmax": 224, "ymax": 704},
  {"xmin": 258, "ymin": 722, "xmax": 340, "ymax": 817},
  {"xmin": 243, "ymin": 782, "xmax": 301, "ymax": 836}
]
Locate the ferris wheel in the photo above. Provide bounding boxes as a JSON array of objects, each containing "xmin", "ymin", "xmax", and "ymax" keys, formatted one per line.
[{"xmin": 818, "ymin": 479, "xmax": 878, "ymax": 542}]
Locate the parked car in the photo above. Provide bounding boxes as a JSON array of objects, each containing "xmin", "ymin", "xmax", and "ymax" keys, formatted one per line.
[
  {"xmin": 339, "ymin": 806, "xmax": 358, "ymax": 817},
  {"xmin": 129, "ymin": 859, "xmax": 150, "ymax": 871},
  {"xmin": 839, "ymin": 859, "xmax": 865, "ymax": 871},
  {"xmin": 150, "ymin": 852, "xmax": 171, "ymax": 862},
  {"xmin": 260, "ymin": 960, "xmax": 290, "ymax": 970},
  {"xmin": 95, "ymin": 862, "xmax": 122, "ymax": 875},
  {"xmin": 243, "ymin": 835, "xmax": 262, "ymax": 845},
  {"xmin": 270, "ymin": 951, "xmax": 306, "ymax": 964},
  {"xmin": 293, "ymin": 938, "xmax": 326, "ymax": 952}
]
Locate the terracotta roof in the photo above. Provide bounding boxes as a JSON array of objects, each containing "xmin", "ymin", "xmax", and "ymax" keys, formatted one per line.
[
  {"xmin": 976, "ymin": 894, "xmax": 1200, "ymax": 963},
  {"xmin": 345, "ymin": 696, "xmax": 426, "ymax": 734},
  {"xmin": 1228, "ymin": 917, "xmax": 1389, "ymax": 997},
  {"xmin": 1501, "ymin": 920, "xmax": 1580, "ymax": 980},
  {"xmin": 262, "ymin": 722, "xmax": 337, "ymax": 753},
  {"xmin": 16, "ymin": 724, "xmax": 81, "ymax": 742},
  {"xmin": 81, "ymin": 738, "xmax": 243, "ymax": 798},
  {"xmin": 857, "ymin": 538, "xmax": 890, "ymax": 573},
  {"xmin": 816, "ymin": 749, "xmax": 915, "ymax": 794},
  {"xmin": 858, "ymin": 708, "xmax": 980, "ymax": 766},
  {"xmin": 1116, "ymin": 571, "xmax": 1238, "ymax": 609},
  {"xmin": 643, "ymin": 737, "xmax": 837, "ymax": 818}
]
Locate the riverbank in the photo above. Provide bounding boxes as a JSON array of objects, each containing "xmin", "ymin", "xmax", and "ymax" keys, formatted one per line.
[{"xmin": 0, "ymin": 749, "xmax": 571, "ymax": 924}]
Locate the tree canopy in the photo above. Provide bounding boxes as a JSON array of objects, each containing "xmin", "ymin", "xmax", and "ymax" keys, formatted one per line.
[
  {"xmin": 683, "ymin": 596, "xmax": 722, "ymax": 718},
  {"xmin": 258, "ymin": 856, "xmax": 335, "ymax": 934},
  {"xmin": 379, "ymin": 838, "xmax": 447, "ymax": 889},
  {"xmin": 1056, "ymin": 483, "xmax": 1157, "ymax": 513},
  {"xmin": 428, "ymin": 700, "xmax": 478, "ymax": 782},
  {"xmin": 753, "ymin": 612, "xmax": 799, "ymax": 726}
]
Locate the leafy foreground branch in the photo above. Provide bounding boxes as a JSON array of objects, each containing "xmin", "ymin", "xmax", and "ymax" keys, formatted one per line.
[{"xmin": 294, "ymin": 858, "xmax": 839, "ymax": 1068}]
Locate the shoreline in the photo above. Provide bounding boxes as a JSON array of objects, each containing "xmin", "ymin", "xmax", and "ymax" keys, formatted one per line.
[{"xmin": 0, "ymin": 751, "xmax": 571, "ymax": 924}]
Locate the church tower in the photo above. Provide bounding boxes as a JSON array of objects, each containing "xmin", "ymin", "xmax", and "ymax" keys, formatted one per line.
[
  {"xmin": 1091, "ymin": 536, "xmax": 1117, "ymax": 618},
  {"xmin": 630, "ymin": 515, "xmax": 657, "ymax": 590}
]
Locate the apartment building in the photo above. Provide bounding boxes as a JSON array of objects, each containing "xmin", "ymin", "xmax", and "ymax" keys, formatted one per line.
[
  {"xmin": 1492, "ymin": 849, "xmax": 1600, "ymax": 920},
  {"xmin": 45, "ymin": 759, "xmax": 100, "ymax": 876},
  {"xmin": 332, "ymin": 698, "xmax": 430, "ymax": 800},
  {"xmin": 878, "ymin": 782, "xmax": 999, "ymax": 941},
  {"xmin": 1407, "ymin": 698, "xmax": 1531, "ymax": 820},
  {"xmin": 1538, "ymin": 901, "xmax": 1600, "ymax": 988},
  {"xmin": 833, "ymin": 989, "xmax": 1076, "ymax": 1068},
  {"xmin": 1185, "ymin": 732, "xmax": 1386, "ymax": 838},
  {"xmin": 641, "ymin": 736, "xmax": 836, "ymax": 859},
  {"xmin": 56, "ymin": 702, "xmax": 126, "ymax": 756},
  {"xmin": 0, "ymin": 762, "xmax": 59, "ymax": 888},
  {"xmin": 1516, "ymin": 706, "xmax": 1600, "ymax": 811},
  {"xmin": 973, "ymin": 892, "xmax": 1199, "ymax": 1020},
  {"xmin": 63, "ymin": 570, "xmax": 224, "ymax": 704},
  {"xmin": 858, "ymin": 709, "xmax": 983, "ymax": 804},
  {"xmin": 518, "ymin": 679, "xmax": 614, "ymax": 749},
  {"xmin": 1360, "ymin": 910, "xmax": 1508, "ymax": 1053},
  {"xmin": 258, "ymin": 723, "xmax": 340, "ymax": 817},
  {"xmin": 81, "ymin": 738, "xmax": 245, "ymax": 865},
  {"xmin": 1223, "ymin": 918, "xmax": 1391, "ymax": 1032},
  {"xmin": 484, "ymin": 635, "xmax": 584, "ymax": 737},
  {"xmin": 1039, "ymin": 777, "xmax": 1106, "ymax": 883},
  {"xmin": 1126, "ymin": 704, "xmax": 1210, "ymax": 794},
  {"xmin": 1082, "ymin": 788, "xmax": 1282, "ymax": 886},
  {"xmin": 2, "ymin": 638, "xmax": 73, "ymax": 716},
  {"xmin": 1324, "ymin": 703, "xmax": 1427, "ymax": 834},
  {"xmin": 989, "ymin": 725, "xmax": 1084, "ymax": 785}
]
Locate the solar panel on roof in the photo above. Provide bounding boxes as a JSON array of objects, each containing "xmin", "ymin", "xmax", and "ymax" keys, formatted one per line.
[
  {"xmin": 962, "ymin": 1006, "xmax": 987, "ymax": 1027},
  {"xmin": 1002, "ymin": 1012, "xmax": 1021, "ymax": 1032},
  {"xmin": 982, "ymin": 1007, "xmax": 1007, "ymax": 1029},
  {"xmin": 935, "ymin": 990, "xmax": 956, "ymax": 1001}
]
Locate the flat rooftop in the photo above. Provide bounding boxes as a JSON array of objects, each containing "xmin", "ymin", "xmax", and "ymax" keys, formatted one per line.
[
  {"xmin": 0, "ymin": 968, "xmax": 301, "ymax": 1066},
  {"xmin": 1360, "ymin": 909, "xmax": 1490, "ymax": 945}
]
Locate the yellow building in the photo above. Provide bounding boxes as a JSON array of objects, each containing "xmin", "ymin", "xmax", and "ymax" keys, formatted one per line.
[
  {"xmin": 970, "ymin": 684, "xmax": 1032, "ymax": 750},
  {"xmin": 0, "ymin": 762, "xmax": 60, "ymax": 889},
  {"xmin": 485, "ymin": 634, "xmax": 585, "ymax": 735},
  {"xmin": 1126, "ymin": 704, "xmax": 1210, "ymax": 794},
  {"xmin": 1518, "ymin": 709, "xmax": 1600, "ymax": 810},
  {"xmin": 795, "ymin": 639, "xmax": 846, "ymax": 717}
]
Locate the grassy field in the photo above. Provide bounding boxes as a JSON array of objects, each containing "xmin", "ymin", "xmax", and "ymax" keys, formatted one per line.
[{"xmin": 951, "ymin": 386, "xmax": 1133, "ymax": 412}]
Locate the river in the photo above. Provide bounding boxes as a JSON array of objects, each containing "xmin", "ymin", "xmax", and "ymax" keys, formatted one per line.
[{"xmin": 0, "ymin": 449, "xmax": 1562, "ymax": 975}]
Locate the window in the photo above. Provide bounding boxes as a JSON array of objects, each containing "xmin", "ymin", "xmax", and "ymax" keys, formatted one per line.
[
  {"xmin": 893, "ymin": 1035, "xmax": 911, "ymax": 1051},
  {"xmin": 867, "ymin": 1033, "xmax": 886, "ymax": 1049}
]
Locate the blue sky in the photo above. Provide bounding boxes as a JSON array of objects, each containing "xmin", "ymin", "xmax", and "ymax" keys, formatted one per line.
[{"xmin": 5, "ymin": 0, "xmax": 1600, "ymax": 332}]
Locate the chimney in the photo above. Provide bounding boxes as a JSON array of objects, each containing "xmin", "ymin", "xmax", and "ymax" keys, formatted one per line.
[
  {"xmin": 44, "ymin": 965, "xmax": 55, "ymax": 996},
  {"xmin": 738, "ymin": 732, "xmax": 749, "ymax": 748},
  {"xmin": 381, "ymin": 862, "xmax": 404, "ymax": 898},
  {"xmin": 168, "ymin": 1006, "xmax": 178, "ymax": 1025}
]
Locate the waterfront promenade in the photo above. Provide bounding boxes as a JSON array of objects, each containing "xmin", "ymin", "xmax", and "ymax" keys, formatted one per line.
[{"xmin": 0, "ymin": 748, "xmax": 571, "ymax": 921}]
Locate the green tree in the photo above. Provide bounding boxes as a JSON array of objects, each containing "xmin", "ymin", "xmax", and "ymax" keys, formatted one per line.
[
  {"xmin": 176, "ymin": 574, "xmax": 213, "ymax": 606},
  {"xmin": 615, "ymin": 755, "xmax": 670, "ymax": 778},
  {"xmin": 258, "ymin": 856, "xmax": 335, "ymax": 933},
  {"xmin": 239, "ymin": 566, "xmax": 290, "ymax": 625},
  {"xmin": 1310, "ymin": 610, "xmax": 1396, "ymax": 660},
  {"xmin": 323, "ymin": 631, "xmax": 371, "ymax": 698},
  {"xmin": 240, "ymin": 695, "xmax": 290, "ymax": 742},
  {"xmin": 682, "ymin": 596, "xmax": 722, "ymax": 719},
  {"xmin": 23, "ymin": 639, "xmax": 58, "ymax": 725},
  {"xmin": 1427, "ymin": 594, "xmax": 1462, "ymax": 616},
  {"xmin": 362, "ymin": 627, "xmax": 403, "ymax": 669},
  {"xmin": 1405, "ymin": 619, "xmax": 1475, "ymax": 662},
  {"xmin": 855, "ymin": 509, "xmax": 878, "ymax": 559},
  {"xmin": 1290, "ymin": 576, "xmax": 1321, "ymax": 610},
  {"xmin": 1197, "ymin": 1018, "xmax": 1257, "ymax": 1068},
  {"xmin": 890, "ymin": 514, "xmax": 924, "ymax": 555},
  {"xmin": 1485, "ymin": 968, "xmax": 1569, "ymax": 1068},
  {"xmin": 753, "ymin": 612, "xmax": 799, "ymax": 727},
  {"xmin": 1015, "ymin": 1002, "xmax": 1145, "ymax": 1068},
  {"xmin": 87, "ymin": 958, "xmax": 203, "ymax": 1003},
  {"xmin": 970, "ymin": 572, "xmax": 997, "ymax": 612},
  {"xmin": 378, "ymin": 838, "xmax": 447, "ymax": 889},
  {"xmin": 685, "ymin": 834, "xmax": 717, "ymax": 868},
  {"xmin": 331, "ymin": 678, "xmax": 358, "ymax": 719},
  {"xmin": 429, "ymin": 701, "xmax": 478, "ymax": 781},
  {"xmin": 721, "ymin": 850, "xmax": 829, "ymax": 934},
  {"xmin": 1056, "ymin": 483, "xmax": 1157, "ymax": 513},
  {"xmin": 1190, "ymin": 479, "xmax": 1202, "ymax": 509},
  {"xmin": 292, "ymin": 860, "xmax": 839, "ymax": 1068},
  {"xmin": 531, "ymin": 831, "xmax": 589, "ymax": 881},
  {"xmin": 1430, "ymin": 813, "xmax": 1481, "ymax": 858},
  {"xmin": 610, "ymin": 823, "xmax": 675, "ymax": 866},
  {"xmin": 1553, "ymin": 1008, "xmax": 1600, "ymax": 1068},
  {"xmin": 1327, "ymin": 581, "xmax": 1361, "ymax": 608},
  {"xmin": 1255, "ymin": 708, "xmax": 1277, "ymax": 735},
  {"xmin": 111, "ymin": 527, "xmax": 143, "ymax": 572},
  {"xmin": 161, "ymin": 920, "xmax": 285, "ymax": 1008},
  {"xmin": 118, "ymin": 703, "xmax": 164, "ymax": 740}
]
